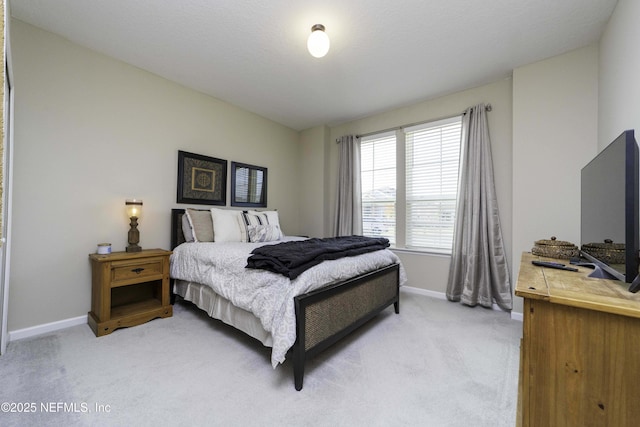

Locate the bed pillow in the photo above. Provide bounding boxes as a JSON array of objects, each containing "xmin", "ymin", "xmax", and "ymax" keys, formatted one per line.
[
  {"xmin": 239, "ymin": 211, "xmax": 283, "ymax": 242},
  {"xmin": 249, "ymin": 210, "xmax": 285, "ymax": 239},
  {"xmin": 238, "ymin": 211, "xmax": 269, "ymax": 242},
  {"xmin": 247, "ymin": 224, "xmax": 283, "ymax": 243},
  {"xmin": 181, "ymin": 213, "xmax": 195, "ymax": 243},
  {"xmin": 210, "ymin": 208, "xmax": 243, "ymax": 242},
  {"xmin": 185, "ymin": 209, "xmax": 214, "ymax": 242}
]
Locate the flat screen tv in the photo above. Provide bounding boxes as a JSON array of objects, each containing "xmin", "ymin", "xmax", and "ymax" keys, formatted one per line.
[{"xmin": 581, "ymin": 129, "xmax": 640, "ymax": 293}]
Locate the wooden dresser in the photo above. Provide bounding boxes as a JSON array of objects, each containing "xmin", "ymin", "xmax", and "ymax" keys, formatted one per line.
[{"xmin": 515, "ymin": 252, "xmax": 640, "ymax": 426}]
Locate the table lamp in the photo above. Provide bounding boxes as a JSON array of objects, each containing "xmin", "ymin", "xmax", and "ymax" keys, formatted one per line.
[{"xmin": 125, "ymin": 199, "xmax": 143, "ymax": 252}]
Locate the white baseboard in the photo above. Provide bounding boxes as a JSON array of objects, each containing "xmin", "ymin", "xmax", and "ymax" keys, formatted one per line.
[
  {"xmin": 8, "ymin": 315, "xmax": 88, "ymax": 342},
  {"xmin": 401, "ymin": 285, "xmax": 523, "ymax": 321},
  {"xmin": 401, "ymin": 285, "xmax": 447, "ymax": 300},
  {"xmin": 510, "ymin": 311, "xmax": 523, "ymax": 322}
]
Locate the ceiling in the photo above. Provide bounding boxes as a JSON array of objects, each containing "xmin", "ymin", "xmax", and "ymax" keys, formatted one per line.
[{"xmin": 10, "ymin": 0, "xmax": 618, "ymax": 131}]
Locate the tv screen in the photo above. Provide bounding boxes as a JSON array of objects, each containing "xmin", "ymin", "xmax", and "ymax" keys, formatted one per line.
[{"xmin": 580, "ymin": 129, "xmax": 639, "ymax": 291}]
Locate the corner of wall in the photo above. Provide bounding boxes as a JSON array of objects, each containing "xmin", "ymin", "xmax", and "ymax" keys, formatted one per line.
[{"xmin": 299, "ymin": 125, "xmax": 330, "ymax": 237}]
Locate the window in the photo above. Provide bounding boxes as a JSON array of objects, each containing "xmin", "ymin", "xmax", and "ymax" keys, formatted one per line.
[
  {"xmin": 360, "ymin": 116, "xmax": 462, "ymax": 253},
  {"xmin": 360, "ymin": 132, "xmax": 396, "ymax": 245}
]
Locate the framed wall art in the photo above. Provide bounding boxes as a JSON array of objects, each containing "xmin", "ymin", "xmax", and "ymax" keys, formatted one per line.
[
  {"xmin": 231, "ymin": 161, "xmax": 267, "ymax": 208},
  {"xmin": 177, "ymin": 150, "xmax": 227, "ymax": 205}
]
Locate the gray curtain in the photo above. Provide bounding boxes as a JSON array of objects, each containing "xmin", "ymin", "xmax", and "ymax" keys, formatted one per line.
[
  {"xmin": 334, "ymin": 135, "xmax": 362, "ymax": 236},
  {"xmin": 446, "ymin": 104, "xmax": 512, "ymax": 310}
]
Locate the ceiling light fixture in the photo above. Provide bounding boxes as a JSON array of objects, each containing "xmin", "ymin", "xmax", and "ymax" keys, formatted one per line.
[{"xmin": 307, "ymin": 24, "xmax": 330, "ymax": 58}]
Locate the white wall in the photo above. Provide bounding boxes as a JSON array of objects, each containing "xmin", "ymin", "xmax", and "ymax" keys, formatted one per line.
[
  {"xmin": 8, "ymin": 20, "xmax": 300, "ymax": 331},
  {"xmin": 298, "ymin": 125, "xmax": 329, "ymax": 238},
  {"xmin": 328, "ymin": 79, "xmax": 513, "ymax": 294},
  {"xmin": 512, "ymin": 45, "xmax": 599, "ymax": 313},
  {"xmin": 599, "ymin": 0, "xmax": 640, "ymax": 148}
]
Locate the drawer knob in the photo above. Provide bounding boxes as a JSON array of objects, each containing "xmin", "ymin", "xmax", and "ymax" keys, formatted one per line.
[{"xmin": 131, "ymin": 268, "xmax": 145, "ymax": 274}]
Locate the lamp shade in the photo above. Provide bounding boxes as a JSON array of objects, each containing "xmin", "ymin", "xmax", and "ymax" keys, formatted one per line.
[
  {"xmin": 307, "ymin": 24, "xmax": 330, "ymax": 58},
  {"xmin": 125, "ymin": 199, "xmax": 143, "ymax": 218}
]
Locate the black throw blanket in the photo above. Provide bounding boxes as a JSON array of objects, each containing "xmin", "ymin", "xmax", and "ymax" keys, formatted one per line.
[{"xmin": 246, "ymin": 235, "xmax": 390, "ymax": 280}]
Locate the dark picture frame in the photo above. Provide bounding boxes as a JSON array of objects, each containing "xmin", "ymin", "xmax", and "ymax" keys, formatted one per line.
[
  {"xmin": 177, "ymin": 150, "xmax": 227, "ymax": 205},
  {"xmin": 230, "ymin": 161, "xmax": 268, "ymax": 208}
]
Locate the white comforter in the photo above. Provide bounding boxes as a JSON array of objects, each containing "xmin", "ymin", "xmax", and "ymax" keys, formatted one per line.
[{"xmin": 170, "ymin": 238, "xmax": 406, "ymax": 367}]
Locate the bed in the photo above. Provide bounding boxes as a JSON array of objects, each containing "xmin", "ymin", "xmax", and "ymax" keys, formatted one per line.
[{"xmin": 169, "ymin": 208, "xmax": 405, "ymax": 390}]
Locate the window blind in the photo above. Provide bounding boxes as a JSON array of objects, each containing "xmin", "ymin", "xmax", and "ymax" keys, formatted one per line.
[
  {"xmin": 405, "ymin": 117, "xmax": 462, "ymax": 251},
  {"xmin": 360, "ymin": 132, "xmax": 396, "ymax": 244},
  {"xmin": 235, "ymin": 167, "xmax": 249, "ymax": 201}
]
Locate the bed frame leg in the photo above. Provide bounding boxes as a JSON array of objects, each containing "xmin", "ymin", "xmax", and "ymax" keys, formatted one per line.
[
  {"xmin": 394, "ymin": 299, "xmax": 400, "ymax": 314},
  {"xmin": 294, "ymin": 364, "xmax": 304, "ymax": 391},
  {"xmin": 293, "ymin": 346, "xmax": 305, "ymax": 391},
  {"xmin": 170, "ymin": 279, "xmax": 176, "ymax": 305},
  {"xmin": 294, "ymin": 298, "xmax": 306, "ymax": 390}
]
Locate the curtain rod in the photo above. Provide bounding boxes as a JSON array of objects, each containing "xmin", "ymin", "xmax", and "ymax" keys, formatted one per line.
[{"xmin": 336, "ymin": 103, "xmax": 492, "ymax": 143}]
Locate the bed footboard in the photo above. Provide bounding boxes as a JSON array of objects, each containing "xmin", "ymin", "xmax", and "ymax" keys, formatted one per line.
[{"xmin": 293, "ymin": 263, "xmax": 400, "ymax": 390}]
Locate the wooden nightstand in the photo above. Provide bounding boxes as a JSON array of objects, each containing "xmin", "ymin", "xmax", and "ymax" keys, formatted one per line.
[{"xmin": 88, "ymin": 249, "xmax": 173, "ymax": 337}]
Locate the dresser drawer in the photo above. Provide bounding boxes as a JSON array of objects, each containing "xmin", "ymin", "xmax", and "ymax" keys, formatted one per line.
[{"xmin": 111, "ymin": 258, "xmax": 164, "ymax": 284}]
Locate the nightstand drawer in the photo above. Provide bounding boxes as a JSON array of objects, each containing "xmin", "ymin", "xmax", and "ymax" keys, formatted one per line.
[{"xmin": 111, "ymin": 258, "xmax": 164, "ymax": 283}]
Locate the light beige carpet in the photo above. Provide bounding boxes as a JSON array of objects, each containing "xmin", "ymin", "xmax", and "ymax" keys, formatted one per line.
[{"xmin": 0, "ymin": 290, "xmax": 521, "ymax": 426}]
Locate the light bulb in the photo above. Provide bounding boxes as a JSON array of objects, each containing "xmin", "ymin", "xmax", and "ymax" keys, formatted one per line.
[
  {"xmin": 307, "ymin": 24, "xmax": 330, "ymax": 58},
  {"xmin": 125, "ymin": 198, "xmax": 143, "ymax": 218}
]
